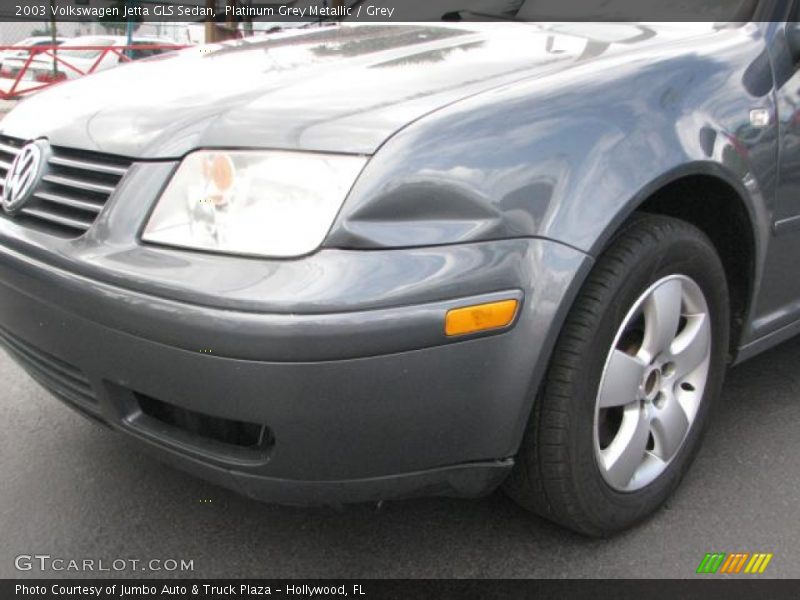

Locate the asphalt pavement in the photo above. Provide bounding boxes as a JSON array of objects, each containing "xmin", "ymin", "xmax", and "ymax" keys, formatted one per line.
[{"xmin": 1, "ymin": 334, "xmax": 799, "ymax": 579}]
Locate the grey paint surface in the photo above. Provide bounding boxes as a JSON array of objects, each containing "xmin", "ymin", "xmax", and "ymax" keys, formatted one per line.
[
  {"xmin": 0, "ymin": 234, "xmax": 589, "ymax": 484},
  {"xmin": 0, "ymin": 23, "xmax": 718, "ymax": 157},
  {"xmin": 3, "ymin": 19, "xmax": 799, "ymax": 350},
  {"xmin": 2, "ymin": 14, "xmax": 800, "ymax": 504},
  {"xmin": 1, "ymin": 338, "xmax": 798, "ymax": 578}
]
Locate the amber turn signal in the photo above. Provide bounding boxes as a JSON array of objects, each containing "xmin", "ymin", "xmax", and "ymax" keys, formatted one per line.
[{"xmin": 445, "ymin": 299, "xmax": 519, "ymax": 336}]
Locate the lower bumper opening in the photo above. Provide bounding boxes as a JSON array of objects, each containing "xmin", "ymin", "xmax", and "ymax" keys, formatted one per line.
[
  {"xmin": 0, "ymin": 326, "xmax": 97, "ymax": 408},
  {"xmin": 129, "ymin": 391, "xmax": 274, "ymax": 464}
]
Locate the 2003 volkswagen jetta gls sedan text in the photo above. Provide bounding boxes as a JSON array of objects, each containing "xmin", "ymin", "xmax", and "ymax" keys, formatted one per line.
[{"xmin": 2, "ymin": 8, "xmax": 800, "ymax": 536}]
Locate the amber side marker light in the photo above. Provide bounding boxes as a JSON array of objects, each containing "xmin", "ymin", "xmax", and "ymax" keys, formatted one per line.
[{"xmin": 445, "ymin": 299, "xmax": 519, "ymax": 337}]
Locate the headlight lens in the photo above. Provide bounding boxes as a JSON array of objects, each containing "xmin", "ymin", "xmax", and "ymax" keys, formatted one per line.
[{"xmin": 142, "ymin": 151, "xmax": 367, "ymax": 258}]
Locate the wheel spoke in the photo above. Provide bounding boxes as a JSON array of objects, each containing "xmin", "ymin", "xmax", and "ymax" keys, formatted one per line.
[
  {"xmin": 650, "ymin": 393, "xmax": 689, "ymax": 460},
  {"xmin": 641, "ymin": 279, "xmax": 683, "ymax": 362},
  {"xmin": 594, "ymin": 273, "xmax": 712, "ymax": 492},
  {"xmin": 599, "ymin": 350, "xmax": 646, "ymax": 408},
  {"xmin": 671, "ymin": 314, "xmax": 710, "ymax": 379},
  {"xmin": 602, "ymin": 406, "xmax": 651, "ymax": 489}
]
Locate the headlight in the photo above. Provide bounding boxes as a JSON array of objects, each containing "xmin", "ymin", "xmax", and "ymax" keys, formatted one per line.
[{"xmin": 142, "ymin": 151, "xmax": 367, "ymax": 258}]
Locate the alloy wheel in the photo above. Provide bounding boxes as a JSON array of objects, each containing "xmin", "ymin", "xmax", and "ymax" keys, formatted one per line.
[{"xmin": 593, "ymin": 274, "xmax": 712, "ymax": 491}]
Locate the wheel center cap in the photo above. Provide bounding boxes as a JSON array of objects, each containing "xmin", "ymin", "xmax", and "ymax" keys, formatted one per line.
[{"xmin": 642, "ymin": 366, "xmax": 662, "ymax": 402}]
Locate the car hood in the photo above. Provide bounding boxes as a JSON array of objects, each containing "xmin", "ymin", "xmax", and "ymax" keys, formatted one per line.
[{"xmin": 1, "ymin": 22, "xmax": 706, "ymax": 158}]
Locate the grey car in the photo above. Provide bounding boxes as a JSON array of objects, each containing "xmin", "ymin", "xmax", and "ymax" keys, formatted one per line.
[{"xmin": 1, "ymin": 6, "xmax": 799, "ymax": 536}]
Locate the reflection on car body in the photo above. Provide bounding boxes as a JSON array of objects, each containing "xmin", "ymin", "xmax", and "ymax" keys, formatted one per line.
[{"xmin": 0, "ymin": 1, "xmax": 798, "ymax": 536}]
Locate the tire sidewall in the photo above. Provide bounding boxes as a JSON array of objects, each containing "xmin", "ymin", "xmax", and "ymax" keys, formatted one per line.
[{"xmin": 568, "ymin": 221, "xmax": 730, "ymax": 530}]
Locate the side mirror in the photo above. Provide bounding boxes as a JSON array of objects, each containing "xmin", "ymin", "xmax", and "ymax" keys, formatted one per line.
[{"xmin": 787, "ymin": 23, "xmax": 800, "ymax": 63}]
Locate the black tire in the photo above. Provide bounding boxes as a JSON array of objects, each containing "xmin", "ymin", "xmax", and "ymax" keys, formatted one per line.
[{"xmin": 504, "ymin": 213, "xmax": 730, "ymax": 536}]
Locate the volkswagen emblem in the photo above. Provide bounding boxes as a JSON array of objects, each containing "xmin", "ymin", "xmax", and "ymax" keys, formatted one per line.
[{"xmin": 2, "ymin": 139, "xmax": 47, "ymax": 214}]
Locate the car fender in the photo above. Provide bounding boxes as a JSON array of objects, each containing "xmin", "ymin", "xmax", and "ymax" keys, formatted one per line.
[{"xmin": 328, "ymin": 26, "xmax": 774, "ymax": 265}]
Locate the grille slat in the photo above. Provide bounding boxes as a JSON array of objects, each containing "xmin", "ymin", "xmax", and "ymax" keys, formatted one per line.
[
  {"xmin": 34, "ymin": 191, "xmax": 104, "ymax": 214},
  {"xmin": 0, "ymin": 135, "xmax": 132, "ymax": 237},
  {"xmin": 0, "ymin": 139, "xmax": 20, "ymax": 183},
  {"xmin": 42, "ymin": 173, "xmax": 117, "ymax": 196},
  {"xmin": 49, "ymin": 155, "xmax": 128, "ymax": 177},
  {"xmin": 0, "ymin": 141, "xmax": 22, "ymax": 156},
  {"xmin": 20, "ymin": 207, "xmax": 96, "ymax": 231},
  {"xmin": 0, "ymin": 327, "xmax": 96, "ymax": 406}
]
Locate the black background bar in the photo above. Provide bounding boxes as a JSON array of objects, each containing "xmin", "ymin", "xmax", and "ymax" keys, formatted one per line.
[{"xmin": 4, "ymin": 579, "xmax": 800, "ymax": 600}]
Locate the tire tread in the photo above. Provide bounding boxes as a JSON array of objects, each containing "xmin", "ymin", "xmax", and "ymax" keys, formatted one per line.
[{"xmin": 505, "ymin": 213, "xmax": 728, "ymax": 536}]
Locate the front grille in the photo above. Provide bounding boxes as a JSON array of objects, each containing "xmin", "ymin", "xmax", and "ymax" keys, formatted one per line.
[
  {"xmin": 0, "ymin": 135, "xmax": 132, "ymax": 237},
  {"xmin": 0, "ymin": 326, "xmax": 96, "ymax": 407}
]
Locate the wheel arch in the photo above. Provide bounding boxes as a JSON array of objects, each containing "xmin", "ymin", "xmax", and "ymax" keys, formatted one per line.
[{"xmin": 590, "ymin": 163, "xmax": 762, "ymax": 361}]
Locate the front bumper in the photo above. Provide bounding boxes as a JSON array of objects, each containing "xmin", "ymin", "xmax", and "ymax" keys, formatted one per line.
[{"xmin": 0, "ymin": 236, "xmax": 591, "ymax": 504}]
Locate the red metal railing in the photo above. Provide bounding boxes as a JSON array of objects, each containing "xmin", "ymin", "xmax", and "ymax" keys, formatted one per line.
[{"xmin": 0, "ymin": 44, "xmax": 189, "ymax": 99}]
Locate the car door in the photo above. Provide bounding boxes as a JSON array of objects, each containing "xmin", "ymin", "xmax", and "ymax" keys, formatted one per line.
[{"xmin": 749, "ymin": 15, "xmax": 800, "ymax": 341}]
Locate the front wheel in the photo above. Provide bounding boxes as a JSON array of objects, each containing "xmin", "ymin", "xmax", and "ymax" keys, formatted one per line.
[{"xmin": 505, "ymin": 214, "xmax": 730, "ymax": 536}]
